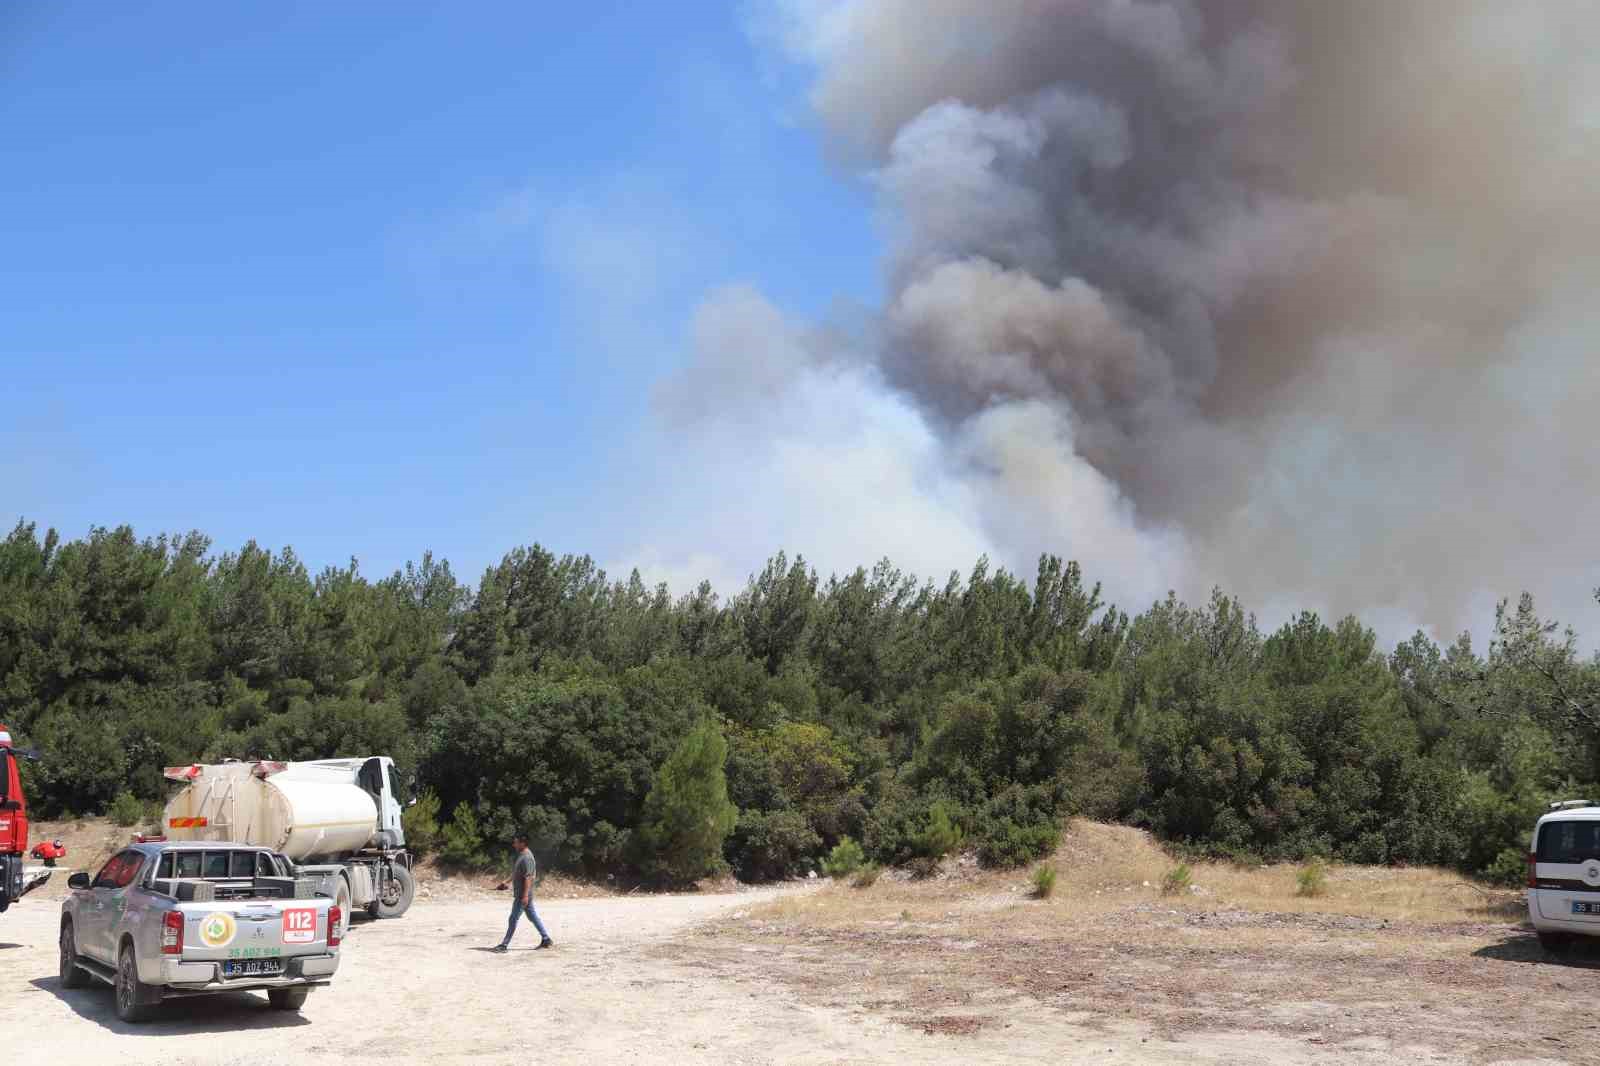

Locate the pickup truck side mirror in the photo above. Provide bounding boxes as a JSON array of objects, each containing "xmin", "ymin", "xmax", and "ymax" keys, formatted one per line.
[{"xmin": 67, "ymin": 872, "xmax": 91, "ymax": 890}]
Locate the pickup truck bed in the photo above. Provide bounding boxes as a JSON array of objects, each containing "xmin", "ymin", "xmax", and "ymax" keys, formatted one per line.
[{"xmin": 60, "ymin": 842, "xmax": 341, "ymax": 1022}]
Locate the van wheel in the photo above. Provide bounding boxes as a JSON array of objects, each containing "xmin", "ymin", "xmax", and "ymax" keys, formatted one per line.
[
  {"xmin": 115, "ymin": 944, "xmax": 160, "ymax": 1023},
  {"xmin": 1538, "ymin": 931, "xmax": 1572, "ymax": 954},
  {"xmin": 373, "ymin": 863, "xmax": 415, "ymax": 918},
  {"xmin": 268, "ymin": 986, "xmax": 310, "ymax": 1011},
  {"xmin": 59, "ymin": 921, "xmax": 90, "ymax": 989}
]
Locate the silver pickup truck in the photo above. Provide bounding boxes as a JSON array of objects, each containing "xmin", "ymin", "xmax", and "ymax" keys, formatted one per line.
[{"xmin": 59, "ymin": 841, "xmax": 341, "ymax": 1022}]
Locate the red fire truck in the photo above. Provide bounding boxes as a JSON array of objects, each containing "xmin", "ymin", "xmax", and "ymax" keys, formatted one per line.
[{"xmin": 1, "ymin": 723, "xmax": 53, "ymax": 912}]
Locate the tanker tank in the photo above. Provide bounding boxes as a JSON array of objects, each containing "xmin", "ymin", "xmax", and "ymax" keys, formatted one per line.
[{"xmin": 164, "ymin": 762, "xmax": 381, "ymax": 861}]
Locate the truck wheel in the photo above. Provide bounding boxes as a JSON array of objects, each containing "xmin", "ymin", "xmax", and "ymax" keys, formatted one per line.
[
  {"xmin": 335, "ymin": 878, "xmax": 352, "ymax": 937},
  {"xmin": 267, "ymin": 986, "xmax": 310, "ymax": 1011},
  {"xmin": 59, "ymin": 921, "xmax": 90, "ymax": 989},
  {"xmin": 1538, "ymin": 931, "xmax": 1572, "ymax": 955},
  {"xmin": 373, "ymin": 862, "xmax": 415, "ymax": 918},
  {"xmin": 115, "ymin": 944, "xmax": 160, "ymax": 1023}
]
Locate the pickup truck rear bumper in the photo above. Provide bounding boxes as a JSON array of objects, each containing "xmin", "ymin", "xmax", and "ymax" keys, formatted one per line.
[{"xmin": 162, "ymin": 953, "xmax": 340, "ymax": 993}]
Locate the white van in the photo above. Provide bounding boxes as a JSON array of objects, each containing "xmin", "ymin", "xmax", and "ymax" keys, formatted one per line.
[{"xmin": 1527, "ymin": 800, "xmax": 1600, "ymax": 951}]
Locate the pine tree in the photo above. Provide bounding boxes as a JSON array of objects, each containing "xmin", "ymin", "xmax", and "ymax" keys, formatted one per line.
[{"xmin": 633, "ymin": 719, "xmax": 738, "ymax": 884}]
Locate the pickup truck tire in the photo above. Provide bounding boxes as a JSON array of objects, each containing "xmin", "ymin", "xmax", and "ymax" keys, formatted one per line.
[
  {"xmin": 59, "ymin": 921, "xmax": 90, "ymax": 989},
  {"xmin": 267, "ymin": 986, "xmax": 310, "ymax": 1011},
  {"xmin": 372, "ymin": 862, "xmax": 415, "ymax": 919},
  {"xmin": 115, "ymin": 943, "xmax": 161, "ymax": 1023}
]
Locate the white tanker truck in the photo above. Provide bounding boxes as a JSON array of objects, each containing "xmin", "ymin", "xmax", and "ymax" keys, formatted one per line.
[{"xmin": 160, "ymin": 755, "xmax": 414, "ymax": 934}]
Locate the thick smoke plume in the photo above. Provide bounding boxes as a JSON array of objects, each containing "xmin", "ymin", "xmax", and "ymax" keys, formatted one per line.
[{"xmin": 649, "ymin": 1, "xmax": 1600, "ymax": 636}]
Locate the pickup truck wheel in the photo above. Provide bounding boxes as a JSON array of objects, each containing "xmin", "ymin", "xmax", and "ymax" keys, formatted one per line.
[
  {"xmin": 373, "ymin": 862, "xmax": 415, "ymax": 918},
  {"xmin": 267, "ymin": 986, "xmax": 310, "ymax": 1011},
  {"xmin": 115, "ymin": 945, "xmax": 160, "ymax": 1023},
  {"xmin": 59, "ymin": 921, "xmax": 90, "ymax": 989}
]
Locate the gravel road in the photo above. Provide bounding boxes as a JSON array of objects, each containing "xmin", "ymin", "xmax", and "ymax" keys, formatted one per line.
[{"xmin": 3, "ymin": 886, "xmax": 1543, "ymax": 1065}]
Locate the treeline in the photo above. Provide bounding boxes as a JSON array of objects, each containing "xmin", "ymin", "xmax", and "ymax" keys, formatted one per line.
[{"xmin": 1, "ymin": 520, "xmax": 1596, "ymax": 884}]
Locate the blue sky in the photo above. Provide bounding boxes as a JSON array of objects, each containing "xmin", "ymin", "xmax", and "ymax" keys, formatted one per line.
[{"xmin": 1, "ymin": 1, "xmax": 878, "ymax": 585}]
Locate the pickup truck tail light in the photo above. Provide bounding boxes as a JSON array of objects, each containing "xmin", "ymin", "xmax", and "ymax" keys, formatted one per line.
[
  {"xmin": 162, "ymin": 910, "xmax": 183, "ymax": 955},
  {"xmin": 328, "ymin": 906, "xmax": 342, "ymax": 949}
]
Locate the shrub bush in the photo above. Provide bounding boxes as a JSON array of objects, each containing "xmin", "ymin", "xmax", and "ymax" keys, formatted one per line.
[
  {"xmin": 978, "ymin": 820, "xmax": 1060, "ymax": 868},
  {"xmin": 1031, "ymin": 865, "xmax": 1057, "ymax": 899},
  {"xmin": 729, "ymin": 809, "xmax": 821, "ymax": 882},
  {"xmin": 850, "ymin": 863, "xmax": 882, "ymax": 888},
  {"xmin": 1296, "ymin": 859, "xmax": 1328, "ymax": 897},
  {"xmin": 914, "ymin": 800, "xmax": 964, "ymax": 860},
  {"xmin": 402, "ymin": 789, "xmax": 442, "ymax": 856},
  {"xmin": 822, "ymin": 836, "xmax": 866, "ymax": 879},
  {"xmin": 1481, "ymin": 846, "xmax": 1528, "ymax": 887},
  {"xmin": 1161, "ymin": 863, "xmax": 1192, "ymax": 896},
  {"xmin": 107, "ymin": 790, "xmax": 144, "ymax": 828},
  {"xmin": 439, "ymin": 801, "xmax": 489, "ymax": 868}
]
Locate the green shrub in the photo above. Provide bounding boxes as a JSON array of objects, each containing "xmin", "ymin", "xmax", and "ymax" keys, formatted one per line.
[
  {"xmin": 850, "ymin": 863, "xmax": 882, "ymax": 888},
  {"xmin": 914, "ymin": 800, "xmax": 964, "ymax": 860},
  {"xmin": 859, "ymin": 786, "xmax": 923, "ymax": 865},
  {"xmin": 402, "ymin": 789, "xmax": 442, "ymax": 856},
  {"xmin": 907, "ymin": 855, "xmax": 941, "ymax": 879},
  {"xmin": 822, "ymin": 836, "xmax": 866, "ymax": 878},
  {"xmin": 1031, "ymin": 865, "xmax": 1057, "ymax": 899},
  {"xmin": 631, "ymin": 719, "xmax": 739, "ymax": 885},
  {"xmin": 729, "ymin": 809, "xmax": 821, "ymax": 881},
  {"xmin": 439, "ymin": 802, "xmax": 489, "ymax": 868},
  {"xmin": 978, "ymin": 820, "xmax": 1060, "ymax": 868},
  {"xmin": 1296, "ymin": 859, "xmax": 1328, "ymax": 898},
  {"xmin": 107, "ymin": 790, "xmax": 144, "ymax": 828},
  {"xmin": 1481, "ymin": 846, "xmax": 1528, "ymax": 887},
  {"xmin": 1161, "ymin": 863, "xmax": 1193, "ymax": 896}
]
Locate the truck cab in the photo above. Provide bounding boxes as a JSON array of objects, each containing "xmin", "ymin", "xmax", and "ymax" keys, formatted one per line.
[
  {"xmin": 1, "ymin": 725, "xmax": 34, "ymax": 911},
  {"xmin": 357, "ymin": 755, "xmax": 406, "ymax": 849}
]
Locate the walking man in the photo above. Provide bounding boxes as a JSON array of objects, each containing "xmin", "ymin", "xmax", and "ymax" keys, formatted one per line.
[{"xmin": 493, "ymin": 832, "xmax": 553, "ymax": 952}]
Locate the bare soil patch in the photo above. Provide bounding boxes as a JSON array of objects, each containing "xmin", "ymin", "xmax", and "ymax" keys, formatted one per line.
[{"xmin": 674, "ymin": 820, "xmax": 1597, "ymax": 1064}]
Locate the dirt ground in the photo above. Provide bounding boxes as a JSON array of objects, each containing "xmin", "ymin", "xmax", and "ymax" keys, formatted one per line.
[{"xmin": 3, "ymin": 820, "xmax": 1595, "ymax": 1065}]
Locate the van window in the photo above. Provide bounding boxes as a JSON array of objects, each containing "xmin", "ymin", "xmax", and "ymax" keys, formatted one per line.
[
  {"xmin": 156, "ymin": 853, "xmax": 174, "ymax": 879},
  {"xmin": 1538, "ymin": 821, "xmax": 1600, "ymax": 864},
  {"xmin": 229, "ymin": 852, "xmax": 255, "ymax": 878},
  {"xmin": 176, "ymin": 852, "xmax": 202, "ymax": 878},
  {"xmin": 256, "ymin": 853, "xmax": 278, "ymax": 878},
  {"xmin": 203, "ymin": 852, "xmax": 229, "ymax": 878}
]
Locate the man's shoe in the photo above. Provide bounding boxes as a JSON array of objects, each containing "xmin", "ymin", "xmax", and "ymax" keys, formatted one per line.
[
  {"xmin": 491, "ymin": 944, "xmax": 508, "ymax": 953},
  {"xmin": 537, "ymin": 939, "xmax": 554, "ymax": 950}
]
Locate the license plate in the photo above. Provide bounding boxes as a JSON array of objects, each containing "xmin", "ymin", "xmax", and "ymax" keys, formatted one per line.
[
  {"xmin": 223, "ymin": 958, "xmax": 285, "ymax": 977},
  {"xmin": 1573, "ymin": 901, "xmax": 1600, "ymax": 915}
]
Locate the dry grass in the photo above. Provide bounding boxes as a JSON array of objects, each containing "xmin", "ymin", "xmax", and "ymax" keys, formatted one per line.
[
  {"xmin": 747, "ymin": 820, "xmax": 1519, "ymax": 931},
  {"xmin": 688, "ymin": 820, "xmax": 1560, "ymax": 1059}
]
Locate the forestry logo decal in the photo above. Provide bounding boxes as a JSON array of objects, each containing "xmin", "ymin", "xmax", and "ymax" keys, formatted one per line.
[{"xmin": 199, "ymin": 911, "xmax": 236, "ymax": 948}]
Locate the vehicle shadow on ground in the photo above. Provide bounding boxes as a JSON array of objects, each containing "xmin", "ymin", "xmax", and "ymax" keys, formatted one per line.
[
  {"xmin": 1472, "ymin": 932, "xmax": 1600, "ymax": 968},
  {"xmin": 29, "ymin": 977, "xmax": 312, "ymax": 1034}
]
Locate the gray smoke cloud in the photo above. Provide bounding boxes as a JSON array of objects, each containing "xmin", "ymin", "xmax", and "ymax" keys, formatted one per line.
[{"xmin": 705, "ymin": 0, "xmax": 1599, "ymax": 634}]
